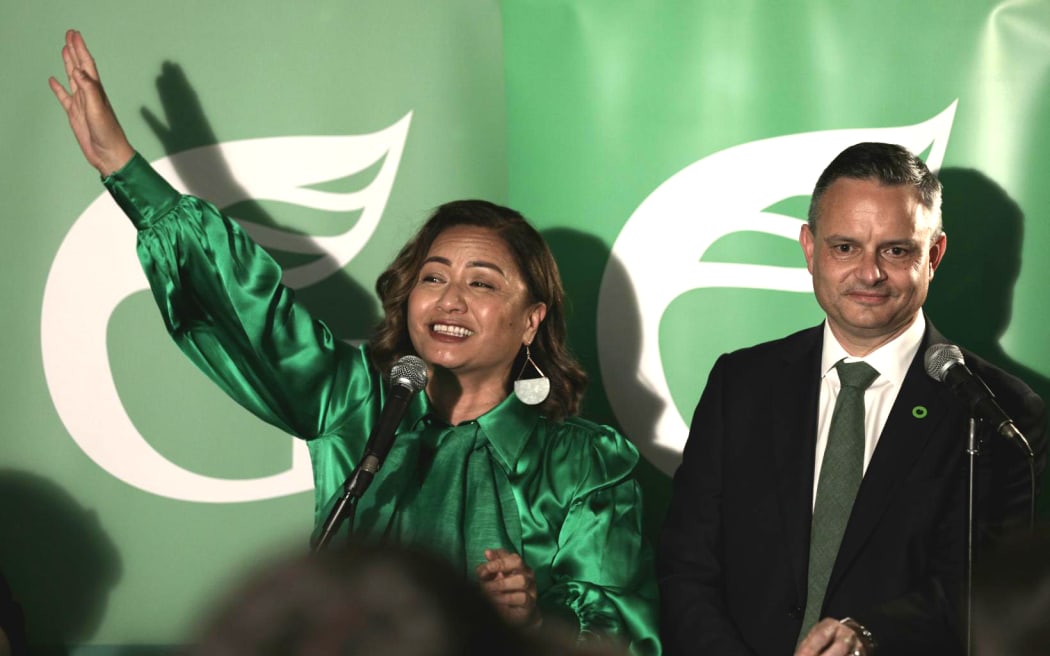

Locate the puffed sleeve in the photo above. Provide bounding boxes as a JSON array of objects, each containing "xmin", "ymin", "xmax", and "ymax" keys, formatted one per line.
[
  {"xmin": 537, "ymin": 421, "xmax": 661, "ymax": 655},
  {"xmin": 104, "ymin": 153, "xmax": 373, "ymax": 441}
]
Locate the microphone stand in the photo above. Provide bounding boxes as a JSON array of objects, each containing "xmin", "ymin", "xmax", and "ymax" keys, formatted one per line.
[
  {"xmin": 311, "ymin": 456, "xmax": 382, "ymax": 553},
  {"xmin": 310, "ymin": 354, "xmax": 428, "ymax": 553},
  {"xmin": 965, "ymin": 418, "xmax": 978, "ymax": 656},
  {"xmin": 962, "ymin": 418, "xmax": 1037, "ymax": 656}
]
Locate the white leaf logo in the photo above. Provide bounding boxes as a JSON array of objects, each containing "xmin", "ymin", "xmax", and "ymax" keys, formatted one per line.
[
  {"xmin": 597, "ymin": 103, "xmax": 957, "ymax": 475},
  {"xmin": 41, "ymin": 113, "xmax": 411, "ymax": 502}
]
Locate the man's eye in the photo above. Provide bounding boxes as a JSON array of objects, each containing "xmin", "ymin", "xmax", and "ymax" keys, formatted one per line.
[
  {"xmin": 887, "ymin": 247, "xmax": 908, "ymax": 257},
  {"xmin": 835, "ymin": 244, "xmax": 852, "ymax": 253}
]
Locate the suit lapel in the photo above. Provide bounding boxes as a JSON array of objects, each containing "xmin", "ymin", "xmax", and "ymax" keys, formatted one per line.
[
  {"xmin": 769, "ymin": 325, "xmax": 824, "ymax": 602},
  {"xmin": 827, "ymin": 325, "xmax": 956, "ymax": 593}
]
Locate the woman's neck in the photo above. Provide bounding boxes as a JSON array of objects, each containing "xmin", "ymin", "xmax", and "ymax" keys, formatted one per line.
[{"xmin": 426, "ymin": 368, "xmax": 509, "ymax": 426}]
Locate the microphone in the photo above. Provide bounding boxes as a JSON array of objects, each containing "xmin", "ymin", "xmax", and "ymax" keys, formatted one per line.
[
  {"xmin": 364, "ymin": 355, "xmax": 428, "ymax": 468},
  {"xmin": 346, "ymin": 354, "xmax": 428, "ymax": 497},
  {"xmin": 924, "ymin": 343, "xmax": 1030, "ymax": 451},
  {"xmin": 313, "ymin": 355, "xmax": 428, "ymax": 550}
]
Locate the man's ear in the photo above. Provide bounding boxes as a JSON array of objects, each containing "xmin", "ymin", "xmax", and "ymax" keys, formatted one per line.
[
  {"xmin": 800, "ymin": 224, "xmax": 816, "ymax": 275},
  {"xmin": 929, "ymin": 232, "xmax": 947, "ymax": 278}
]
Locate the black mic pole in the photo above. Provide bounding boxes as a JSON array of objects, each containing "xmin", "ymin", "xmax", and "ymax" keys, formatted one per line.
[
  {"xmin": 925, "ymin": 343, "xmax": 1037, "ymax": 656},
  {"xmin": 311, "ymin": 468, "xmax": 366, "ymax": 553},
  {"xmin": 312, "ymin": 355, "xmax": 427, "ymax": 552},
  {"xmin": 312, "ymin": 433, "xmax": 396, "ymax": 552},
  {"xmin": 965, "ymin": 417, "xmax": 978, "ymax": 656}
]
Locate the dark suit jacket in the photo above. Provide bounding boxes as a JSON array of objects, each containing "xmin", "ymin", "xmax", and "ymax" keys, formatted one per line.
[
  {"xmin": 0, "ymin": 571, "xmax": 26, "ymax": 656},
  {"xmin": 658, "ymin": 321, "xmax": 1046, "ymax": 656}
]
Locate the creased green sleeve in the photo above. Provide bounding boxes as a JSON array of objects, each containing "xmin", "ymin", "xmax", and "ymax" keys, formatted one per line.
[{"xmin": 104, "ymin": 153, "xmax": 375, "ymax": 443}]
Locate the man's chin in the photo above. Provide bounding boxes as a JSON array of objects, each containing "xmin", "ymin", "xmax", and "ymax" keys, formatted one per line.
[{"xmin": 839, "ymin": 316, "xmax": 913, "ymax": 341}]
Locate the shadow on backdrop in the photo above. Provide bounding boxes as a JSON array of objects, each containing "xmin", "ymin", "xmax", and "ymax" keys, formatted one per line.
[
  {"xmin": 543, "ymin": 228, "xmax": 671, "ymax": 543},
  {"xmin": 0, "ymin": 469, "xmax": 121, "ymax": 655},
  {"xmin": 925, "ymin": 167, "xmax": 1050, "ymax": 517},
  {"xmin": 140, "ymin": 61, "xmax": 382, "ymax": 341}
]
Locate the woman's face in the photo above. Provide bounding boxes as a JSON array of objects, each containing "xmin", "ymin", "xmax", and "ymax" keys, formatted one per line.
[{"xmin": 407, "ymin": 225, "xmax": 546, "ymax": 387}]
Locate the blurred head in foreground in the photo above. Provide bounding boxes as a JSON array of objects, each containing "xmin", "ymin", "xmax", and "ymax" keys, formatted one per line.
[{"xmin": 185, "ymin": 541, "xmax": 624, "ymax": 656}]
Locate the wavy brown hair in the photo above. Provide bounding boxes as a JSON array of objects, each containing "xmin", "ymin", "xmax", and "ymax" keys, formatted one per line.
[{"xmin": 368, "ymin": 200, "xmax": 587, "ymax": 422}]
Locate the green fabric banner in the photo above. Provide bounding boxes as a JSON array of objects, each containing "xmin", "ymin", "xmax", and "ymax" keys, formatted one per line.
[{"xmin": 2, "ymin": 0, "xmax": 1048, "ymax": 650}]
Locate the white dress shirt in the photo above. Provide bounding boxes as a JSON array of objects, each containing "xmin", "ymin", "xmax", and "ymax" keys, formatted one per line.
[{"xmin": 812, "ymin": 313, "xmax": 927, "ymax": 507}]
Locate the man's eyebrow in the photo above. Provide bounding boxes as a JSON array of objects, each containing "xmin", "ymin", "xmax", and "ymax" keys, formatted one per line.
[{"xmin": 822, "ymin": 235, "xmax": 920, "ymax": 247}]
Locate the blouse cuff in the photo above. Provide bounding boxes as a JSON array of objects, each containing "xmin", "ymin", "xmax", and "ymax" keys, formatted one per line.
[{"xmin": 103, "ymin": 152, "xmax": 181, "ymax": 230}]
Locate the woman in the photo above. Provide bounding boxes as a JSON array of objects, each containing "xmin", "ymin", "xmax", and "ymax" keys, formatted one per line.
[{"xmin": 50, "ymin": 29, "xmax": 659, "ymax": 653}]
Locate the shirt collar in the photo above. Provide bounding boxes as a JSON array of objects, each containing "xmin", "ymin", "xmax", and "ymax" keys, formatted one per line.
[
  {"xmin": 820, "ymin": 312, "xmax": 926, "ymax": 388},
  {"xmin": 476, "ymin": 393, "xmax": 540, "ymax": 471},
  {"xmin": 409, "ymin": 392, "xmax": 539, "ymax": 472}
]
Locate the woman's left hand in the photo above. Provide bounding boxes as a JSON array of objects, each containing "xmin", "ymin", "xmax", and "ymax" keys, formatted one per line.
[{"xmin": 476, "ymin": 548, "xmax": 540, "ymax": 628}]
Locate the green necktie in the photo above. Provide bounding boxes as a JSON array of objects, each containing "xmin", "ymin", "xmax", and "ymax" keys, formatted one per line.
[{"xmin": 799, "ymin": 359, "xmax": 880, "ymax": 640}]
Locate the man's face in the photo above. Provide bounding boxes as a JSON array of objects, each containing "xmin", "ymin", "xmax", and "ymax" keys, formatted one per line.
[{"xmin": 800, "ymin": 177, "xmax": 947, "ymax": 355}]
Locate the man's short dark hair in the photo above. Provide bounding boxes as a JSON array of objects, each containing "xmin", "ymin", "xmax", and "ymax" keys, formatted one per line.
[{"xmin": 807, "ymin": 142, "xmax": 943, "ymax": 239}]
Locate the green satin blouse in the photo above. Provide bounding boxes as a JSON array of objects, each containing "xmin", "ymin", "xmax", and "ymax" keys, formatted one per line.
[{"xmin": 105, "ymin": 153, "xmax": 660, "ymax": 654}]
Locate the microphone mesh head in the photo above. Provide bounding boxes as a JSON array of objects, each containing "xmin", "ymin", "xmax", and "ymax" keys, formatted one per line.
[
  {"xmin": 924, "ymin": 343, "xmax": 964, "ymax": 382},
  {"xmin": 390, "ymin": 355, "xmax": 428, "ymax": 392}
]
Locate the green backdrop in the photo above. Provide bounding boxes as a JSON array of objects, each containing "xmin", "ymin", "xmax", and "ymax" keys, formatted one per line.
[{"xmin": 2, "ymin": 0, "xmax": 1047, "ymax": 651}]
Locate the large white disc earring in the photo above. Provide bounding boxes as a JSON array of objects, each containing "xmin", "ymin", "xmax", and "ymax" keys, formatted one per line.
[{"xmin": 513, "ymin": 345, "xmax": 550, "ymax": 405}]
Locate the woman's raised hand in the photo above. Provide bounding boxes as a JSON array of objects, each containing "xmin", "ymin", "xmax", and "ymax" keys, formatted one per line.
[{"xmin": 49, "ymin": 29, "xmax": 135, "ymax": 176}]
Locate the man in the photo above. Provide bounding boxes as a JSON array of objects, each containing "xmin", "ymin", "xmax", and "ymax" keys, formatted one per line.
[{"xmin": 658, "ymin": 142, "xmax": 1046, "ymax": 656}]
